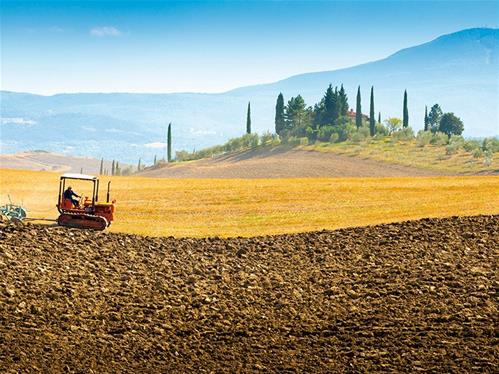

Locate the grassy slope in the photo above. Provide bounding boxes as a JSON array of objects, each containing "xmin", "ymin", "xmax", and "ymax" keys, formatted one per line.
[
  {"xmin": 1, "ymin": 168, "xmax": 498, "ymax": 237},
  {"xmin": 305, "ymin": 138, "xmax": 498, "ymax": 174}
]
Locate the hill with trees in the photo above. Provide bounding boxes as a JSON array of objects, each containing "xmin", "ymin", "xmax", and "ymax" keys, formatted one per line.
[{"xmin": 1, "ymin": 28, "xmax": 497, "ymax": 164}]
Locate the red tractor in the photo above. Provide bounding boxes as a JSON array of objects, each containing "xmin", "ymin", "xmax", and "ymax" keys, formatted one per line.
[{"xmin": 57, "ymin": 173, "xmax": 116, "ymax": 230}]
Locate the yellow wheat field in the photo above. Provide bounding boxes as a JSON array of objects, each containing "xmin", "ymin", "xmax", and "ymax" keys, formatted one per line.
[{"xmin": 0, "ymin": 168, "xmax": 498, "ymax": 237}]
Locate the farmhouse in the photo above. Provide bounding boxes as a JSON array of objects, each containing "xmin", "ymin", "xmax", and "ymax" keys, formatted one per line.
[{"xmin": 347, "ymin": 109, "xmax": 369, "ymax": 121}]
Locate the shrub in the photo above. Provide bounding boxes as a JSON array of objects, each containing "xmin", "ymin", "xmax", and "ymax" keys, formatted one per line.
[
  {"xmin": 329, "ymin": 133, "xmax": 339, "ymax": 143},
  {"xmin": 416, "ymin": 130, "xmax": 432, "ymax": 147},
  {"xmin": 287, "ymin": 136, "xmax": 308, "ymax": 146},
  {"xmin": 317, "ymin": 125, "xmax": 335, "ymax": 142},
  {"xmin": 299, "ymin": 137, "xmax": 309, "ymax": 146},
  {"xmin": 484, "ymin": 150, "xmax": 493, "ymax": 166},
  {"xmin": 261, "ymin": 132, "xmax": 281, "ymax": 146},
  {"xmin": 472, "ymin": 148, "xmax": 483, "ymax": 158},
  {"xmin": 482, "ymin": 137, "xmax": 499, "ymax": 153},
  {"xmin": 240, "ymin": 133, "xmax": 260, "ymax": 149},
  {"xmin": 303, "ymin": 126, "xmax": 315, "ymax": 142},
  {"xmin": 430, "ymin": 132, "xmax": 448, "ymax": 146},
  {"xmin": 271, "ymin": 136, "xmax": 281, "ymax": 146},
  {"xmin": 375, "ymin": 122, "xmax": 389, "ymax": 137},
  {"xmin": 225, "ymin": 137, "xmax": 242, "ymax": 152},
  {"xmin": 392, "ymin": 127, "xmax": 414, "ymax": 142},
  {"xmin": 357, "ymin": 126, "xmax": 371, "ymax": 138},
  {"xmin": 286, "ymin": 136, "xmax": 300, "ymax": 146},
  {"xmin": 330, "ymin": 123, "xmax": 357, "ymax": 142},
  {"xmin": 463, "ymin": 140, "xmax": 481, "ymax": 153},
  {"xmin": 446, "ymin": 143, "xmax": 460, "ymax": 155},
  {"xmin": 449, "ymin": 135, "xmax": 465, "ymax": 146},
  {"xmin": 446, "ymin": 135, "xmax": 464, "ymax": 155},
  {"xmin": 351, "ymin": 132, "xmax": 366, "ymax": 143}
]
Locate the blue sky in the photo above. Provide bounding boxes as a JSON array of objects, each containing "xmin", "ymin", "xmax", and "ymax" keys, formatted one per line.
[{"xmin": 1, "ymin": 0, "xmax": 498, "ymax": 94}]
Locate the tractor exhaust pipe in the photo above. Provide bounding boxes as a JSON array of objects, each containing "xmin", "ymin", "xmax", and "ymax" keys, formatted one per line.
[{"xmin": 107, "ymin": 181, "xmax": 111, "ymax": 203}]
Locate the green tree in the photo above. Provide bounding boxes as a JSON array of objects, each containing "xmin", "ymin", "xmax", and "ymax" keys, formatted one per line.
[
  {"xmin": 275, "ymin": 93, "xmax": 285, "ymax": 135},
  {"xmin": 312, "ymin": 99, "xmax": 325, "ymax": 129},
  {"xmin": 323, "ymin": 84, "xmax": 336, "ymax": 125},
  {"xmin": 137, "ymin": 158, "xmax": 142, "ymax": 171},
  {"xmin": 167, "ymin": 123, "xmax": 172, "ymax": 162},
  {"xmin": 378, "ymin": 112, "xmax": 381, "ymax": 124},
  {"xmin": 439, "ymin": 113, "xmax": 464, "ymax": 137},
  {"xmin": 115, "ymin": 162, "xmax": 120, "ymax": 176},
  {"xmin": 424, "ymin": 106, "xmax": 429, "ymax": 131},
  {"xmin": 246, "ymin": 102, "xmax": 251, "ymax": 134},
  {"xmin": 285, "ymin": 95, "xmax": 308, "ymax": 130},
  {"xmin": 403, "ymin": 90, "xmax": 409, "ymax": 128},
  {"xmin": 369, "ymin": 86, "xmax": 376, "ymax": 136},
  {"xmin": 355, "ymin": 86, "xmax": 362, "ymax": 129},
  {"xmin": 428, "ymin": 104, "xmax": 443, "ymax": 132},
  {"xmin": 153, "ymin": 155, "xmax": 157, "ymax": 165},
  {"xmin": 385, "ymin": 117, "xmax": 402, "ymax": 134},
  {"xmin": 338, "ymin": 84, "xmax": 348, "ymax": 117},
  {"xmin": 99, "ymin": 158, "xmax": 104, "ymax": 175},
  {"xmin": 111, "ymin": 160, "xmax": 115, "ymax": 176}
]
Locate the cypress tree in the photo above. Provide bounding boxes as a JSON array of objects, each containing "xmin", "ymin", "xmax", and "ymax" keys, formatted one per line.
[
  {"xmin": 424, "ymin": 106, "xmax": 429, "ymax": 131},
  {"xmin": 167, "ymin": 123, "xmax": 172, "ymax": 162},
  {"xmin": 332, "ymin": 86, "xmax": 339, "ymax": 123},
  {"xmin": 369, "ymin": 86, "xmax": 375, "ymax": 136},
  {"xmin": 80, "ymin": 167, "xmax": 83, "ymax": 174},
  {"xmin": 115, "ymin": 162, "xmax": 120, "ymax": 176},
  {"xmin": 275, "ymin": 93, "xmax": 285, "ymax": 135},
  {"xmin": 99, "ymin": 158, "xmax": 104, "ymax": 175},
  {"xmin": 111, "ymin": 160, "xmax": 115, "ymax": 176},
  {"xmin": 137, "ymin": 158, "xmax": 141, "ymax": 171},
  {"xmin": 338, "ymin": 84, "xmax": 348, "ymax": 117},
  {"xmin": 324, "ymin": 84, "xmax": 336, "ymax": 125},
  {"xmin": 153, "ymin": 155, "xmax": 157, "ymax": 165},
  {"xmin": 378, "ymin": 112, "xmax": 381, "ymax": 124},
  {"xmin": 403, "ymin": 90, "xmax": 409, "ymax": 128},
  {"xmin": 246, "ymin": 102, "xmax": 251, "ymax": 134},
  {"xmin": 355, "ymin": 86, "xmax": 362, "ymax": 129}
]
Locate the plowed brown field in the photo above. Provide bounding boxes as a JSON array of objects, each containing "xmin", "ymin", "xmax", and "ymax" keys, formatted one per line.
[{"xmin": 1, "ymin": 215, "xmax": 497, "ymax": 372}]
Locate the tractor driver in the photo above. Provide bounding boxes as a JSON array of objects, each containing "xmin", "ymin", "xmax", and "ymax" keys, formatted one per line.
[{"xmin": 63, "ymin": 186, "xmax": 80, "ymax": 207}]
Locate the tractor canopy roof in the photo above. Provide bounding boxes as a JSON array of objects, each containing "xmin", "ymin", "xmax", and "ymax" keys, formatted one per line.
[{"xmin": 60, "ymin": 173, "xmax": 98, "ymax": 181}]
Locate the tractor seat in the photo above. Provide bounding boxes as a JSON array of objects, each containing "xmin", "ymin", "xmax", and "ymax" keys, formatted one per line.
[{"xmin": 61, "ymin": 198, "xmax": 73, "ymax": 209}]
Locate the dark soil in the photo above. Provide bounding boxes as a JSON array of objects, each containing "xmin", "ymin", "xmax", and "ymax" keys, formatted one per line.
[{"xmin": 1, "ymin": 215, "xmax": 497, "ymax": 372}]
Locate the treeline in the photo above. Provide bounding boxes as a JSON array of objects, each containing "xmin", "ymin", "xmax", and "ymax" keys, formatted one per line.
[
  {"xmin": 98, "ymin": 159, "xmax": 135, "ymax": 176},
  {"xmin": 175, "ymin": 132, "xmax": 279, "ymax": 162},
  {"xmin": 273, "ymin": 85, "xmax": 465, "ymax": 144},
  {"xmin": 101, "ymin": 82, "xmax": 495, "ymax": 172}
]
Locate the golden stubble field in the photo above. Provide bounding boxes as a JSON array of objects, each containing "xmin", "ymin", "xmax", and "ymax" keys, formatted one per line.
[{"xmin": 1, "ymin": 168, "xmax": 498, "ymax": 237}]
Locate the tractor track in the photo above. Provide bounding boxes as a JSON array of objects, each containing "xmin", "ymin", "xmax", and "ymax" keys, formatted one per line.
[{"xmin": 0, "ymin": 215, "xmax": 497, "ymax": 372}]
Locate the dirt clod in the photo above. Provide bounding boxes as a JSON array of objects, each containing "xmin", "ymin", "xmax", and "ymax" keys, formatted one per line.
[{"xmin": 0, "ymin": 215, "xmax": 497, "ymax": 372}]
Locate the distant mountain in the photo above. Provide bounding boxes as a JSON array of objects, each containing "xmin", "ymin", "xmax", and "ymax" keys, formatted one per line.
[{"xmin": 1, "ymin": 28, "xmax": 497, "ymax": 163}]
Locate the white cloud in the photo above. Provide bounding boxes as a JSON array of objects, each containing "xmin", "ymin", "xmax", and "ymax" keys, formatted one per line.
[
  {"xmin": 145, "ymin": 142, "xmax": 166, "ymax": 149},
  {"xmin": 1, "ymin": 117, "xmax": 36, "ymax": 126},
  {"xmin": 90, "ymin": 26, "xmax": 122, "ymax": 37},
  {"xmin": 189, "ymin": 128, "xmax": 217, "ymax": 136}
]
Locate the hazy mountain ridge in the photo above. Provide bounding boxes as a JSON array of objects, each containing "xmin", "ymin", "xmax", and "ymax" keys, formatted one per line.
[{"xmin": 1, "ymin": 28, "xmax": 497, "ymax": 163}]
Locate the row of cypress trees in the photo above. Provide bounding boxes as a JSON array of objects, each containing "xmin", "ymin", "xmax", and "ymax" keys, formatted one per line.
[{"xmin": 274, "ymin": 85, "xmax": 410, "ymax": 138}]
